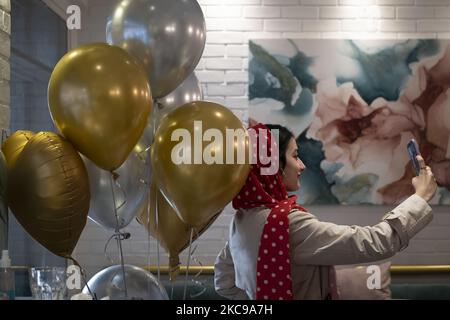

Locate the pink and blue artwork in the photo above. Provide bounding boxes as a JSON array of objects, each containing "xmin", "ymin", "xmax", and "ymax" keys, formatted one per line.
[{"xmin": 249, "ymin": 39, "xmax": 450, "ymax": 205}]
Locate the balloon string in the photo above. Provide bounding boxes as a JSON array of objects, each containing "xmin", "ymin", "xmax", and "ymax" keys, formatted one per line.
[
  {"xmin": 189, "ymin": 258, "xmax": 207, "ymax": 299},
  {"xmin": 183, "ymin": 227, "xmax": 194, "ymax": 300},
  {"xmin": 109, "ymin": 172, "xmax": 128, "ymax": 299},
  {"xmin": 146, "ymin": 192, "xmax": 151, "ymax": 296},
  {"xmin": 104, "ymin": 231, "xmax": 130, "ymax": 265},
  {"xmin": 155, "ymin": 185, "xmax": 161, "ymax": 282},
  {"xmin": 104, "ymin": 235, "xmax": 116, "ymax": 265},
  {"xmin": 143, "ymin": 140, "xmax": 153, "ymax": 296},
  {"xmin": 150, "ymin": 99, "xmax": 161, "ymax": 282},
  {"xmin": 188, "ymin": 228, "xmax": 207, "ymax": 299},
  {"xmin": 67, "ymin": 256, "xmax": 97, "ymax": 300}
]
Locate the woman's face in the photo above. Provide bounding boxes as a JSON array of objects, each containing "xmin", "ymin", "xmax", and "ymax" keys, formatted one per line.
[{"xmin": 282, "ymin": 138, "xmax": 306, "ymax": 192}]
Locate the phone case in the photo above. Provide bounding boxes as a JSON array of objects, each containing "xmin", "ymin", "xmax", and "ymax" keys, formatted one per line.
[{"xmin": 407, "ymin": 139, "xmax": 421, "ymax": 176}]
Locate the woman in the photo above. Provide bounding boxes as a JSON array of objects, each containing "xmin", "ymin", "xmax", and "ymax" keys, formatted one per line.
[{"xmin": 214, "ymin": 123, "xmax": 437, "ymax": 300}]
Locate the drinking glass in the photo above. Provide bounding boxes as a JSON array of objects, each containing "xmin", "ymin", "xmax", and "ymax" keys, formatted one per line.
[{"xmin": 29, "ymin": 267, "xmax": 67, "ymax": 300}]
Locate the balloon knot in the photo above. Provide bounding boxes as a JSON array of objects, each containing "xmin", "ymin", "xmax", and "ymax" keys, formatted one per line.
[
  {"xmin": 155, "ymin": 101, "xmax": 164, "ymax": 110},
  {"xmin": 114, "ymin": 231, "xmax": 130, "ymax": 241},
  {"xmin": 111, "ymin": 171, "xmax": 120, "ymax": 180}
]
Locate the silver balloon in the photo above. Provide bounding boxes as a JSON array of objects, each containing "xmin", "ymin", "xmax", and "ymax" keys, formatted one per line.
[
  {"xmin": 83, "ymin": 265, "xmax": 168, "ymax": 300},
  {"xmin": 107, "ymin": 0, "xmax": 206, "ymax": 99},
  {"xmin": 159, "ymin": 73, "xmax": 203, "ymax": 110},
  {"xmin": 84, "ymin": 126, "xmax": 152, "ymax": 231},
  {"xmin": 153, "ymin": 72, "xmax": 203, "ymax": 128}
]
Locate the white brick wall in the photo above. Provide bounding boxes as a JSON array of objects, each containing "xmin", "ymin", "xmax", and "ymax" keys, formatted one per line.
[
  {"xmin": 244, "ymin": 6, "xmax": 281, "ymax": 18},
  {"xmin": 397, "ymin": 7, "xmax": 434, "ymax": 18},
  {"xmin": 75, "ymin": 0, "xmax": 450, "ymax": 277}
]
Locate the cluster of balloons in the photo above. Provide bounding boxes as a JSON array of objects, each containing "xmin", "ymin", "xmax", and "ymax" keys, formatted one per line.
[
  {"xmin": 2, "ymin": 0, "xmax": 252, "ymax": 287},
  {"xmin": 105, "ymin": 0, "xmax": 251, "ymax": 274}
]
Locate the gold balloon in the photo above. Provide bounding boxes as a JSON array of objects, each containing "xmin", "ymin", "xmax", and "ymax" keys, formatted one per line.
[
  {"xmin": 48, "ymin": 43, "xmax": 153, "ymax": 171},
  {"xmin": 137, "ymin": 181, "xmax": 219, "ymax": 280},
  {"xmin": 7, "ymin": 132, "xmax": 90, "ymax": 258},
  {"xmin": 151, "ymin": 101, "xmax": 251, "ymax": 226},
  {"xmin": 2, "ymin": 130, "xmax": 35, "ymax": 168}
]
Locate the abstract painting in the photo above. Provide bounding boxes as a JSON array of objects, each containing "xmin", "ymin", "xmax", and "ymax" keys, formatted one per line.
[{"xmin": 249, "ymin": 39, "xmax": 450, "ymax": 205}]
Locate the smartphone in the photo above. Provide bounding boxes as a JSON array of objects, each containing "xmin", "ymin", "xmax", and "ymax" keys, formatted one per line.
[{"xmin": 407, "ymin": 139, "xmax": 421, "ymax": 176}]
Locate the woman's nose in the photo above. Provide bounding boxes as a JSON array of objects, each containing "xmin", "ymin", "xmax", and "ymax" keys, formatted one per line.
[{"xmin": 299, "ymin": 159, "xmax": 306, "ymax": 171}]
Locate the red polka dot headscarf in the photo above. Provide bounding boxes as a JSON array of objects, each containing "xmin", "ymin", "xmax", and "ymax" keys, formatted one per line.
[{"xmin": 232, "ymin": 123, "xmax": 306, "ymax": 300}]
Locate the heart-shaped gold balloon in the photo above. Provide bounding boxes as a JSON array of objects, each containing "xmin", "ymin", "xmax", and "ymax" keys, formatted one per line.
[
  {"xmin": 48, "ymin": 43, "xmax": 153, "ymax": 171},
  {"xmin": 137, "ymin": 181, "xmax": 220, "ymax": 280},
  {"xmin": 2, "ymin": 130, "xmax": 35, "ymax": 168},
  {"xmin": 7, "ymin": 132, "xmax": 90, "ymax": 258},
  {"xmin": 151, "ymin": 101, "xmax": 250, "ymax": 226}
]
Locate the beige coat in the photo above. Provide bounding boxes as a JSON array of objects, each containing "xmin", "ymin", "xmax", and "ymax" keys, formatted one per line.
[{"xmin": 214, "ymin": 194, "xmax": 433, "ymax": 300}]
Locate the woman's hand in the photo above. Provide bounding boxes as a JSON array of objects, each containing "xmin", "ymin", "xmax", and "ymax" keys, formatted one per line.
[{"xmin": 412, "ymin": 155, "xmax": 438, "ymax": 202}]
